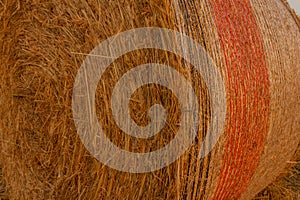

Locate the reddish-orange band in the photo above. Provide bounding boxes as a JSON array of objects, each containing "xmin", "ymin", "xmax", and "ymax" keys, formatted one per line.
[{"xmin": 210, "ymin": 0, "xmax": 270, "ymax": 199}]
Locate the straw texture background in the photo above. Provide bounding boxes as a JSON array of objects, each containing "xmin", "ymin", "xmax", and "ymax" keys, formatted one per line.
[{"xmin": 0, "ymin": 0, "xmax": 299, "ymax": 199}]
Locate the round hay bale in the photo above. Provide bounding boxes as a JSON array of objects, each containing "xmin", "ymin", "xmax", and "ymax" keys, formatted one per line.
[{"xmin": 0, "ymin": 0, "xmax": 299, "ymax": 199}]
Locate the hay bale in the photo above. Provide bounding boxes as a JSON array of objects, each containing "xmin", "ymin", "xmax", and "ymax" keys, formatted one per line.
[
  {"xmin": 253, "ymin": 147, "xmax": 300, "ymax": 200},
  {"xmin": 0, "ymin": 0, "xmax": 299, "ymax": 199},
  {"xmin": 254, "ymin": 157, "xmax": 300, "ymax": 200}
]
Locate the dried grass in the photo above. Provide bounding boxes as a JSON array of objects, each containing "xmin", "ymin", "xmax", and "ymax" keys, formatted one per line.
[
  {"xmin": 0, "ymin": 167, "xmax": 8, "ymax": 200},
  {"xmin": 254, "ymin": 158, "xmax": 300, "ymax": 200},
  {"xmin": 0, "ymin": 0, "xmax": 299, "ymax": 199}
]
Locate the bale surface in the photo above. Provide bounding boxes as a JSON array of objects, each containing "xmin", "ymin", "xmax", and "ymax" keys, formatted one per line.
[{"xmin": 0, "ymin": 0, "xmax": 299, "ymax": 199}]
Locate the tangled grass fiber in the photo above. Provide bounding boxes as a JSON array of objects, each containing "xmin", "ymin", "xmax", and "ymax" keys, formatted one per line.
[{"xmin": 0, "ymin": 0, "xmax": 299, "ymax": 199}]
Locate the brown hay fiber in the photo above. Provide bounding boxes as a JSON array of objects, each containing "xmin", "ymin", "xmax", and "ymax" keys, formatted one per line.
[
  {"xmin": 253, "ymin": 149, "xmax": 300, "ymax": 200},
  {"xmin": 0, "ymin": 0, "xmax": 299, "ymax": 199}
]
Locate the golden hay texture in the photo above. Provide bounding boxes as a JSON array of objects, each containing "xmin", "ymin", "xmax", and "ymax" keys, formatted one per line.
[
  {"xmin": 0, "ymin": 0, "xmax": 299, "ymax": 199},
  {"xmin": 255, "ymin": 151, "xmax": 300, "ymax": 200},
  {"xmin": 254, "ymin": 149, "xmax": 299, "ymax": 200}
]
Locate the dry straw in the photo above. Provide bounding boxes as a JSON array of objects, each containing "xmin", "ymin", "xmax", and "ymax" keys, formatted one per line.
[{"xmin": 0, "ymin": 0, "xmax": 299, "ymax": 199}]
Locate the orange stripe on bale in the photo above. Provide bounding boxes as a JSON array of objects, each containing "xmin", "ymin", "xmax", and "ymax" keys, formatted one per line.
[{"xmin": 209, "ymin": 0, "xmax": 270, "ymax": 199}]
